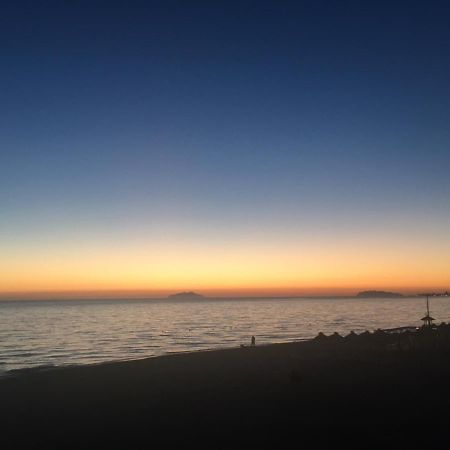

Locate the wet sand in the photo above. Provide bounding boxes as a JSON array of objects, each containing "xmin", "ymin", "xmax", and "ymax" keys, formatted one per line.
[{"xmin": 2, "ymin": 334, "xmax": 450, "ymax": 449}]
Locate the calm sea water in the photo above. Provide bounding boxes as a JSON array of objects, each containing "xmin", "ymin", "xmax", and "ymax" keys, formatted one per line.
[{"xmin": 1, "ymin": 296, "xmax": 449, "ymax": 375}]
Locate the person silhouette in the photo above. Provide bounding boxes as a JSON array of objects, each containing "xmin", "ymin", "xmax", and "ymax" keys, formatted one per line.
[{"xmin": 251, "ymin": 335, "xmax": 256, "ymax": 346}]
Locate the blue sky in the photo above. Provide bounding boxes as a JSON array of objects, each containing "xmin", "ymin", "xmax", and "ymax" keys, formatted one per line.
[{"xmin": 1, "ymin": 1, "xmax": 450, "ymax": 295}]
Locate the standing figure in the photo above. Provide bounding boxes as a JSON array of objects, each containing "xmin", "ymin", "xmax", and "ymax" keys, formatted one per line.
[{"xmin": 251, "ymin": 335, "xmax": 256, "ymax": 346}]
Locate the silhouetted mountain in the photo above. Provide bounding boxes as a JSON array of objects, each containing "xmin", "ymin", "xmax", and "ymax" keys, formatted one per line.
[
  {"xmin": 167, "ymin": 291, "xmax": 205, "ymax": 299},
  {"xmin": 356, "ymin": 290, "xmax": 403, "ymax": 298}
]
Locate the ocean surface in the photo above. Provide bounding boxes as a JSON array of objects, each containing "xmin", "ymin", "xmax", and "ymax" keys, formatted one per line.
[{"xmin": 1, "ymin": 296, "xmax": 449, "ymax": 375}]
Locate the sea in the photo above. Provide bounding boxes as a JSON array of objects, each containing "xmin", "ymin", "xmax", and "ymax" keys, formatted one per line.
[{"xmin": 1, "ymin": 296, "xmax": 449, "ymax": 376}]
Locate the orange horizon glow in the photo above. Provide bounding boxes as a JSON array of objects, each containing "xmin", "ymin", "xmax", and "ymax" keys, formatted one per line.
[
  {"xmin": 0, "ymin": 253, "xmax": 450, "ymax": 298},
  {"xmin": 1, "ymin": 284, "xmax": 449, "ymax": 300},
  {"xmin": 2, "ymin": 219, "xmax": 450, "ymax": 299}
]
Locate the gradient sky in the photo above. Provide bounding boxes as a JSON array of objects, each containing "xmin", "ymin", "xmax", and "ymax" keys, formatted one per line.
[{"xmin": 1, "ymin": 0, "xmax": 450, "ymax": 298}]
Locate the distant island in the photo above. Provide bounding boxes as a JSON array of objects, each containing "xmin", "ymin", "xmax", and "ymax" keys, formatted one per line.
[
  {"xmin": 167, "ymin": 291, "xmax": 205, "ymax": 300},
  {"xmin": 356, "ymin": 290, "xmax": 403, "ymax": 298}
]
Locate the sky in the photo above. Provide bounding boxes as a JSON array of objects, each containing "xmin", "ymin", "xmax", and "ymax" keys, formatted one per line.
[{"xmin": 1, "ymin": 0, "xmax": 450, "ymax": 298}]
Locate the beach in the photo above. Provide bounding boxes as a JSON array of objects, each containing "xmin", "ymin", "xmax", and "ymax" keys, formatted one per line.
[{"xmin": 2, "ymin": 329, "xmax": 450, "ymax": 449}]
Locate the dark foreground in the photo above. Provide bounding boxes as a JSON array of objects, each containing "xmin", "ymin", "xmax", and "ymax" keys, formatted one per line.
[{"xmin": 2, "ymin": 327, "xmax": 450, "ymax": 449}]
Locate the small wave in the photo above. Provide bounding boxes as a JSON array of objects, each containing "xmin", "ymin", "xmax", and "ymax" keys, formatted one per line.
[{"xmin": 3, "ymin": 352, "xmax": 40, "ymax": 358}]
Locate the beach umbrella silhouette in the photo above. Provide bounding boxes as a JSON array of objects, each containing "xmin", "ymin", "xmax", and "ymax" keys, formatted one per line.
[{"xmin": 421, "ymin": 296, "xmax": 435, "ymax": 327}]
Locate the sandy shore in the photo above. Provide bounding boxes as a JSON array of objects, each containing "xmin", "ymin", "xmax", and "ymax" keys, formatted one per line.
[{"xmin": 2, "ymin": 334, "xmax": 450, "ymax": 449}]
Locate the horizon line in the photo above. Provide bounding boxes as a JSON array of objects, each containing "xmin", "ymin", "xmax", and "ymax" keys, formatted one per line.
[{"xmin": 0, "ymin": 288, "xmax": 448, "ymax": 301}]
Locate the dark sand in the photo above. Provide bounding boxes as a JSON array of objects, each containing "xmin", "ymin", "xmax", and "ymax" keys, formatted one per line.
[{"xmin": 2, "ymin": 334, "xmax": 450, "ymax": 449}]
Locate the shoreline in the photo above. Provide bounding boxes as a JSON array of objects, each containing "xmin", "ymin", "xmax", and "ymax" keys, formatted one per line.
[
  {"xmin": 0, "ymin": 338, "xmax": 311, "ymax": 380},
  {"xmin": 0, "ymin": 293, "xmax": 429, "ymax": 302},
  {"xmin": 2, "ymin": 322, "xmax": 424, "ymax": 379},
  {"xmin": 0, "ymin": 323, "xmax": 429, "ymax": 379},
  {"xmin": 1, "ymin": 338, "xmax": 309, "ymax": 380}
]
